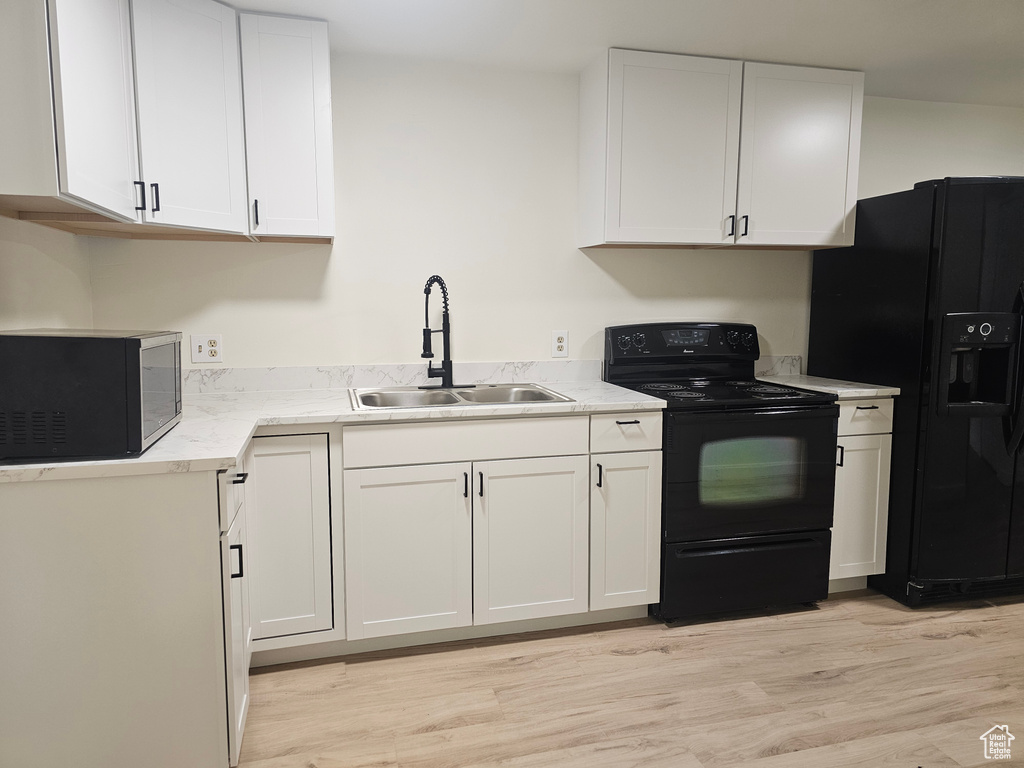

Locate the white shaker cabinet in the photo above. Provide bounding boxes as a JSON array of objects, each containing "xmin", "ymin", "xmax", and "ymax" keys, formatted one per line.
[
  {"xmin": 579, "ymin": 49, "xmax": 743, "ymax": 246},
  {"xmin": 473, "ymin": 456, "xmax": 591, "ymax": 625},
  {"xmin": 342, "ymin": 417, "xmax": 592, "ymax": 638},
  {"xmin": 737, "ymin": 63, "xmax": 863, "ymax": 247},
  {"xmin": 240, "ymin": 14, "xmax": 335, "ymax": 239},
  {"xmin": 343, "ymin": 462, "xmax": 474, "ymax": 639},
  {"xmin": 579, "ymin": 48, "xmax": 863, "ymax": 248},
  {"xmin": 248, "ymin": 434, "xmax": 333, "ymax": 639},
  {"xmin": 219, "ymin": 463, "xmax": 251, "ymax": 768},
  {"xmin": 589, "ymin": 413, "xmax": 663, "ymax": 610},
  {"xmin": 831, "ymin": 399, "xmax": 894, "ymax": 579},
  {"xmin": 131, "ymin": 0, "xmax": 248, "ymax": 233},
  {"xmin": 0, "ymin": 0, "xmax": 140, "ymax": 222},
  {"xmin": 46, "ymin": 0, "xmax": 141, "ymax": 221}
]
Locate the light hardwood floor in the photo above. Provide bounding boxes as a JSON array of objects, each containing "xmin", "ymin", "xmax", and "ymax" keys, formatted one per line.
[{"xmin": 239, "ymin": 591, "xmax": 1024, "ymax": 767}]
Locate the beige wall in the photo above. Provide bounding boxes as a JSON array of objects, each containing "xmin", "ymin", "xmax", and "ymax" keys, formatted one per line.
[
  {"xmin": 858, "ymin": 96, "xmax": 1024, "ymax": 199},
  {"xmin": 5, "ymin": 56, "xmax": 1024, "ymax": 369},
  {"xmin": 0, "ymin": 215, "xmax": 93, "ymax": 329}
]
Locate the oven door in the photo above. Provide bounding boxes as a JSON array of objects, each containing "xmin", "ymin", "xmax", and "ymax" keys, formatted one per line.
[{"xmin": 664, "ymin": 405, "xmax": 839, "ymax": 541}]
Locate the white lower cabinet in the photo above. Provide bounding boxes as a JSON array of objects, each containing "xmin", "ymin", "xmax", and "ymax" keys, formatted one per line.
[
  {"xmin": 342, "ymin": 417, "xmax": 594, "ymax": 638},
  {"xmin": 343, "ymin": 462, "xmax": 473, "ymax": 640},
  {"xmin": 248, "ymin": 433, "xmax": 333, "ymax": 639},
  {"xmin": 343, "ymin": 455, "xmax": 591, "ymax": 638},
  {"xmin": 589, "ymin": 451, "xmax": 662, "ymax": 610},
  {"xmin": 473, "ymin": 456, "xmax": 590, "ymax": 625},
  {"xmin": 831, "ymin": 399, "xmax": 894, "ymax": 579},
  {"xmin": 221, "ymin": 495, "xmax": 249, "ymax": 767}
]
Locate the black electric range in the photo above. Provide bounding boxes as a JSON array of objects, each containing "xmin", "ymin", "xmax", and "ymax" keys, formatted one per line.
[
  {"xmin": 604, "ymin": 321, "xmax": 836, "ymax": 411},
  {"xmin": 604, "ymin": 322, "xmax": 839, "ymax": 621}
]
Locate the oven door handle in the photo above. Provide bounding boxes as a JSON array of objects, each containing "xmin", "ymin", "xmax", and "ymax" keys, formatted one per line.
[{"xmin": 669, "ymin": 404, "xmax": 838, "ymax": 425}]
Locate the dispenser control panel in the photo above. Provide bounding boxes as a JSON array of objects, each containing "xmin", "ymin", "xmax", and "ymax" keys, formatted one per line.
[{"xmin": 946, "ymin": 313, "xmax": 1019, "ymax": 346}]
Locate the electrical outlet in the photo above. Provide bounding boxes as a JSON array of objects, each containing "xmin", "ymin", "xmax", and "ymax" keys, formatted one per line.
[
  {"xmin": 191, "ymin": 334, "xmax": 223, "ymax": 364},
  {"xmin": 551, "ymin": 330, "xmax": 568, "ymax": 358}
]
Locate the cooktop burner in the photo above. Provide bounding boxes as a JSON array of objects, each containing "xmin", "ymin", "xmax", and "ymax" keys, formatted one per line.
[{"xmin": 639, "ymin": 383, "xmax": 688, "ymax": 391}]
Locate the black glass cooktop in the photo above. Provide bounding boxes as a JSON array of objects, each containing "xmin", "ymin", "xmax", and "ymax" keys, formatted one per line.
[{"xmin": 630, "ymin": 379, "xmax": 835, "ymax": 410}]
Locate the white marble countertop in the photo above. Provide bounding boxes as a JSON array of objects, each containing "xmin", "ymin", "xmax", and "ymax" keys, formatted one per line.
[
  {"xmin": 0, "ymin": 381, "xmax": 664, "ymax": 483},
  {"xmin": 760, "ymin": 374, "xmax": 900, "ymax": 399}
]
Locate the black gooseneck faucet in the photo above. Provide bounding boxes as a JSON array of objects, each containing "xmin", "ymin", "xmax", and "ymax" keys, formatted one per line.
[{"xmin": 420, "ymin": 275, "xmax": 472, "ymax": 390}]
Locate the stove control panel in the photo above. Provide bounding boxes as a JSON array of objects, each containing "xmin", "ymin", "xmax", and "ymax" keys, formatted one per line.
[{"xmin": 605, "ymin": 322, "xmax": 760, "ymax": 362}]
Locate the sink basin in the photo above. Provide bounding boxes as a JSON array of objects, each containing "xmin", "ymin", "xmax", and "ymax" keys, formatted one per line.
[
  {"xmin": 351, "ymin": 383, "xmax": 572, "ymax": 409},
  {"xmin": 456, "ymin": 385, "xmax": 570, "ymax": 404},
  {"xmin": 354, "ymin": 389, "xmax": 461, "ymax": 409}
]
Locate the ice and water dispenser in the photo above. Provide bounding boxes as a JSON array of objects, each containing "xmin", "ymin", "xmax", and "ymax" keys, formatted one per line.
[{"xmin": 937, "ymin": 312, "xmax": 1020, "ymax": 415}]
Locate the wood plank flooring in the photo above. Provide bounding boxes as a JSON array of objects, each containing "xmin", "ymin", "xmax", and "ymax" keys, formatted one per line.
[{"xmin": 239, "ymin": 591, "xmax": 1024, "ymax": 767}]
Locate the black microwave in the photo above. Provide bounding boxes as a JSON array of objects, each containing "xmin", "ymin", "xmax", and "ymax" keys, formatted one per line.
[{"xmin": 0, "ymin": 329, "xmax": 182, "ymax": 460}]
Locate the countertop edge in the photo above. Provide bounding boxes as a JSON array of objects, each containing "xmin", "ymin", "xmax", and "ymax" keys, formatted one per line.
[
  {"xmin": 759, "ymin": 374, "xmax": 901, "ymax": 399},
  {"xmin": 0, "ymin": 383, "xmax": 665, "ymax": 484}
]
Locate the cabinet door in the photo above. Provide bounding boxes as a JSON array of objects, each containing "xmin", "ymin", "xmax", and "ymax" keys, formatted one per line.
[
  {"xmin": 47, "ymin": 0, "xmax": 140, "ymax": 221},
  {"xmin": 221, "ymin": 499, "xmax": 249, "ymax": 767},
  {"xmin": 131, "ymin": 0, "xmax": 248, "ymax": 232},
  {"xmin": 473, "ymin": 456, "xmax": 590, "ymax": 625},
  {"xmin": 590, "ymin": 451, "xmax": 662, "ymax": 610},
  {"xmin": 239, "ymin": 14, "xmax": 335, "ymax": 238},
  {"xmin": 831, "ymin": 433, "xmax": 891, "ymax": 579},
  {"xmin": 605, "ymin": 49, "xmax": 743, "ymax": 245},
  {"xmin": 343, "ymin": 463, "xmax": 473, "ymax": 639},
  {"xmin": 249, "ymin": 434, "xmax": 332, "ymax": 639},
  {"xmin": 736, "ymin": 63, "xmax": 863, "ymax": 247}
]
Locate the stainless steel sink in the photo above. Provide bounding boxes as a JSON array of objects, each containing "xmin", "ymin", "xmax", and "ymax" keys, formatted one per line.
[
  {"xmin": 350, "ymin": 383, "xmax": 572, "ymax": 410},
  {"xmin": 455, "ymin": 385, "xmax": 570, "ymax": 404},
  {"xmin": 354, "ymin": 389, "xmax": 461, "ymax": 408}
]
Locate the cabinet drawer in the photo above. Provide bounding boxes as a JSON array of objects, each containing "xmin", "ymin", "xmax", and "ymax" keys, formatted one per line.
[
  {"xmin": 343, "ymin": 416, "xmax": 589, "ymax": 468},
  {"xmin": 219, "ymin": 451, "xmax": 249, "ymax": 533},
  {"xmin": 590, "ymin": 412, "xmax": 663, "ymax": 453},
  {"xmin": 838, "ymin": 399, "xmax": 894, "ymax": 436}
]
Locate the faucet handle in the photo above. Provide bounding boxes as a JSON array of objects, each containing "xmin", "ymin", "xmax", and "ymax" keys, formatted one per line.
[{"xmin": 421, "ymin": 328, "xmax": 434, "ymax": 358}]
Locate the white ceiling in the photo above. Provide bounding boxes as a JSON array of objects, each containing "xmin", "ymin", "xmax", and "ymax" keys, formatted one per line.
[{"xmin": 237, "ymin": 0, "xmax": 1024, "ymax": 108}]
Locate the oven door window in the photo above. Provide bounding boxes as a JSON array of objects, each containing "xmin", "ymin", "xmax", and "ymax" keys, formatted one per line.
[{"xmin": 699, "ymin": 437, "xmax": 805, "ymax": 506}]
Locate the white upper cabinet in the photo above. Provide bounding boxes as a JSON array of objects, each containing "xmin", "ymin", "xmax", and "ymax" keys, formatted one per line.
[
  {"xmin": 581, "ymin": 49, "xmax": 743, "ymax": 246},
  {"xmin": 132, "ymin": 0, "xmax": 248, "ymax": 233},
  {"xmin": 46, "ymin": 0, "xmax": 141, "ymax": 222},
  {"xmin": 240, "ymin": 14, "xmax": 335, "ymax": 239},
  {"xmin": 737, "ymin": 63, "xmax": 863, "ymax": 247},
  {"xmin": 579, "ymin": 48, "xmax": 863, "ymax": 249}
]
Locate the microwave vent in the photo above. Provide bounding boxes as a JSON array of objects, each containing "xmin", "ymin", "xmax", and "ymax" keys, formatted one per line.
[{"xmin": 0, "ymin": 411, "xmax": 68, "ymax": 446}]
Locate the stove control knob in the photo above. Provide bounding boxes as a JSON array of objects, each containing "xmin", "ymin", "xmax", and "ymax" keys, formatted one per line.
[
  {"xmin": 980, "ymin": 322, "xmax": 993, "ymax": 337},
  {"xmin": 617, "ymin": 335, "xmax": 632, "ymax": 351},
  {"xmin": 632, "ymin": 332, "xmax": 646, "ymax": 349},
  {"xmin": 726, "ymin": 330, "xmax": 740, "ymax": 347},
  {"xmin": 742, "ymin": 332, "xmax": 755, "ymax": 349}
]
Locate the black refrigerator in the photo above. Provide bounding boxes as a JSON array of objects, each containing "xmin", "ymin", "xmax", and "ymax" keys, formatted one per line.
[{"xmin": 808, "ymin": 177, "xmax": 1024, "ymax": 606}]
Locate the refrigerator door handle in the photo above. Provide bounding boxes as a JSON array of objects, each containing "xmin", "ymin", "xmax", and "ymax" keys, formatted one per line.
[{"xmin": 1005, "ymin": 283, "xmax": 1024, "ymax": 454}]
